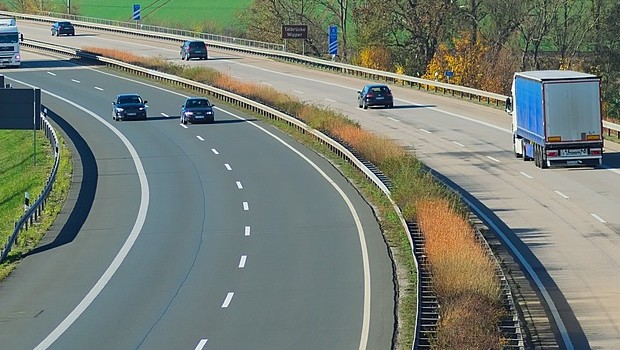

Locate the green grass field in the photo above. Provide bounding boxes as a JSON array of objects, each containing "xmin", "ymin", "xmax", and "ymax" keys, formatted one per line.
[
  {"xmin": 0, "ymin": 130, "xmax": 53, "ymax": 245},
  {"xmin": 69, "ymin": 0, "xmax": 251, "ymax": 30}
]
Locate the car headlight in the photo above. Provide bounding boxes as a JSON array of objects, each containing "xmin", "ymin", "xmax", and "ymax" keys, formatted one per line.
[
  {"xmin": 184, "ymin": 111, "xmax": 194, "ymax": 116},
  {"xmin": 139, "ymin": 107, "xmax": 145, "ymax": 111},
  {"xmin": 115, "ymin": 107, "xmax": 124, "ymax": 112},
  {"xmin": 206, "ymin": 111, "xmax": 213, "ymax": 114}
]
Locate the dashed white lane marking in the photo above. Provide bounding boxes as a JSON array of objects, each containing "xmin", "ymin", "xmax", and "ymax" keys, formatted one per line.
[
  {"xmin": 194, "ymin": 339, "xmax": 208, "ymax": 350},
  {"xmin": 387, "ymin": 117, "xmax": 400, "ymax": 123},
  {"xmin": 520, "ymin": 172, "xmax": 533, "ymax": 179},
  {"xmin": 211, "ymin": 149, "xmax": 219, "ymax": 155},
  {"xmin": 243, "ymin": 202, "xmax": 249, "ymax": 211},
  {"xmin": 452, "ymin": 141, "xmax": 464, "ymax": 147},
  {"xmin": 486, "ymin": 156, "xmax": 501, "ymax": 163},
  {"xmin": 591, "ymin": 213, "xmax": 606, "ymax": 223},
  {"xmin": 554, "ymin": 191, "xmax": 570, "ymax": 199},
  {"xmin": 196, "ymin": 136, "xmax": 205, "ymax": 141},
  {"xmin": 161, "ymin": 113, "xmax": 169, "ymax": 118},
  {"xmin": 325, "ymin": 98, "xmax": 335, "ymax": 102},
  {"xmin": 238, "ymin": 255, "xmax": 247, "ymax": 268},
  {"xmin": 71, "ymin": 79, "xmax": 80, "ymax": 83},
  {"xmin": 225, "ymin": 163, "xmax": 232, "ymax": 171},
  {"xmin": 419, "ymin": 128, "xmax": 431, "ymax": 134},
  {"xmin": 221, "ymin": 292, "xmax": 234, "ymax": 308},
  {"xmin": 180, "ymin": 124, "xmax": 188, "ymax": 129},
  {"xmin": 244, "ymin": 226, "xmax": 251, "ymax": 236},
  {"xmin": 236, "ymin": 181, "xmax": 243, "ymax": 189},
  {"xmin": 94, "ymin": 86, "xmax": 103, "ymax": 91},
  {"xmin": 47, "ymin": 71, "xmax": 56, "ymax": 76}
]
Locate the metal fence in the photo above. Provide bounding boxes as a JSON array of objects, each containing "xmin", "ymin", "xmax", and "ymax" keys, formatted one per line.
[{"xmin": 0, "ymin": 110, "xmax": 60, "ymax": 263}]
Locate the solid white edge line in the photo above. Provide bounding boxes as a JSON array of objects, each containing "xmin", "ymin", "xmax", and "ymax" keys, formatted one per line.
[
  {"xmin": 238, "ymin": 255, "xmax": 247, "ymax": 268},
  {"xmin": 194, "ymin": 339, "xmax": 208, "ymax": 350},
  {"xmin": 461, "ymin": 195, "xmax": 574, "ymax": 350},
  {"xmin": 7, "ymin": 78, "xmax": 151, "ymax": 350},
  {"xmin": 244, "ymin": 226, "xmax": 250, "ymax": 236},
  {"xmin": 215, "ymin": 110, "xmax": 372, "ymax": 350},
  {"xmin": 591, "ymin": 213, "xmax": 606, "ymax": 223},
  {"xmin": 20, "ymin": 67, "xmax": 371, "ymax": 350},
  {"xmin": 242, "ymin": 202, "xmax": 249, "ymax": 211},
  {"xmin": 236, "ymin": 181, "xmax": 243, "ymax": 189},
  {"xmin": 554, "ymin": 190, "xmax": 570, "ymax": 199},
  {"xmin": 221, "ymin": 292, "xmax": 234, "ymax": 308}
]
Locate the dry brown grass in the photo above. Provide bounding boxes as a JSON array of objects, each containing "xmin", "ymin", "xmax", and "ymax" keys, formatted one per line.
[{"xmin": 85, "ymin": 47, "xmax": 506, "ymax": 348}]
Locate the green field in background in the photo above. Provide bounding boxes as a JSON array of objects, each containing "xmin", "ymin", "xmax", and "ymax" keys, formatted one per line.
[{"xmin": 70, "ymin": 0, "xmax": 251, "ymax": 29}]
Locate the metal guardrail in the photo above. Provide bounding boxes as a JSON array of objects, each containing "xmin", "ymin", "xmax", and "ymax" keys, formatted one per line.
[
  {"xmin": 1, "ymin": 11, "xmax": 510, "ymax": 106},
  {"xmin": 0, "ymin": 10, "xmax": 285, "ymax": 51},
  {"xmin": 22, "ymin": 39, "xmax": 525, "ymax": 349},
  {"xmin": 1, "ymin": 111, "xmax": 60, "ymax": 263}
]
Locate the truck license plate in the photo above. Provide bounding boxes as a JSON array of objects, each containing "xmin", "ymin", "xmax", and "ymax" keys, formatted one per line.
[{"xmin": 560, "ymin": 149, "xmax": 587, "ymax": 156}]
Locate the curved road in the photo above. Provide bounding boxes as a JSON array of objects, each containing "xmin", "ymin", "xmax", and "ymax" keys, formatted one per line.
[
  {"xmin": 0, "ymin": 50, "xmax": 394, "ymax": 349},
  {"xmin": 12, "ymin": 19, "xmax": 619, "ymax": 349}
]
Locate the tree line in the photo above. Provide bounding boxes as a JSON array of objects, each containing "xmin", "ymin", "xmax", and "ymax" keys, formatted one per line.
[
  {"xmin": 4, "ymin": 0, "xmax": 620, "ymax": 118},
  {"xmin": 238, "ymin": 0, "xmax": 620, "ymax": 119}
]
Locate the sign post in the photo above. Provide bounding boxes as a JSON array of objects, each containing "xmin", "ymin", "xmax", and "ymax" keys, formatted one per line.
[
  {"xmin": 133, "ymin": 4, "xmax": 141, "ymax": 26},
  {"xmin": 281, "ymin": 25, "xmax": 308, "ymax": 53},
  {"xmin": 328, "ymin": 25, "xmax": 338, "ymax": 60}
]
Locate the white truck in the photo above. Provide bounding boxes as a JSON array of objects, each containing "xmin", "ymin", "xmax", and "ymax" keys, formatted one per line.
[
  {"xmin": 0, "ymin": 17, "xmax": 21, "ymax": 68},
  {"xmin": 505, "ymin": 70, "xmax": 603, "ymax": 168}
]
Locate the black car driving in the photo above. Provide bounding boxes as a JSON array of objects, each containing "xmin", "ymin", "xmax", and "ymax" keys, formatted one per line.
[
  {"xmin": 180, "ymin": 97, "xmax": 215, "ymax": 124},
  {"xmin": 112, "ymin": 94, "xmax": 148, "ymax": 121},
  {"xmin": 180, "ymin": 40, "xmax": 208, "ymax": 60},
  {"xmin": 357, "ymin": 84, "xmax": 394, "ymax": 109},
  {"xmin": 51, "ymin": 21, "xmax": 75, "ymax": 36}
]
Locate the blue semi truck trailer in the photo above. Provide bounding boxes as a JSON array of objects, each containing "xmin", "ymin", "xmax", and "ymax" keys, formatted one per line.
[{"xmin": 505, "ymin": 70, "xmax": 603, "ymax": 168}]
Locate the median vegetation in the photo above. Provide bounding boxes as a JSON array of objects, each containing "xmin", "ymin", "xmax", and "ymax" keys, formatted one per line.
[{"xmin": 88, "ymin": 47, "xmax": 507, "ymax": 348}]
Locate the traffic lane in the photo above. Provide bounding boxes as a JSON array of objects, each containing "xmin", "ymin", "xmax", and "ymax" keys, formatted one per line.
[
  {"xmin": 3, "ymin": 62, "xmax": 394, "ymax": 349},
  {"xmin": 0, "ymin": 77, "xmax": 143, "ymax": 349}
]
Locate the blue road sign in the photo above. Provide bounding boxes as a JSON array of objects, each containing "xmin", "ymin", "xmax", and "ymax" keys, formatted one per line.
[
  {"xmin": 445, "ymin": 71, "xmax": 454, "ymax": 77},
  {"xmin": 328, "ymin": 25, "xmax": 338, "ymax": 55},
  {"xmin": 133, "ymin": 4, "xmax": 141, "ymax": 21}
]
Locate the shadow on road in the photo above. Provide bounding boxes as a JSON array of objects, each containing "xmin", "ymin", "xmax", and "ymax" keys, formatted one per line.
[
  {"xmin": 25, "ymin": 107, "xmax": 97, "ymax": 256},
  {"xmin": 427, "ymin": 165, "xmax": 590, "ymax": 350}
]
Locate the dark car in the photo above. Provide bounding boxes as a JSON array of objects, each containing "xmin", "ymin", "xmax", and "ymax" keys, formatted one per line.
[
  {"xmin": 180, "ymin": 97, "xmax": 215, "ymax": 124},
  {"xmin": 180, "ymin": 40, "xmax": 208, "ymax": 60},
  {"xmin": 357, "ymin": 84, "xmax": 394, "ymax": 109},
  {"xmin": 51, "ymin": 21, "xmax": 75, "ymax": 36},
  {"xmin": 112, "ymin": 94, "xmax": 148, "ymax": 121}
]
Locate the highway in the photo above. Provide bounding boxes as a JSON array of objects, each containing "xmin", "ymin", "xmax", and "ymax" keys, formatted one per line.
[
  {"xmin": 12, "ymin": 19, "xmax": 619, "ymax": 349},
  {"xmin": 0, "ymin": 50, "xmax": 395, "ymax": 349}
]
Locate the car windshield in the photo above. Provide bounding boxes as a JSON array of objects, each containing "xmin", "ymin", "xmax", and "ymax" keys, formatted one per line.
[
  {"xmin": 119, "ymin": 96, "xmax": 141, "ymax": 104},
  {"xmin": 0, "ymin": 33, "xmax": 18, "ymax": 44},
  {"xmin": 59, "ymin": 22, "xmax": 72, "ymax": 26},
  {"xmin": 187, "ymin": 99, "xmax": 209, "ymax": 107},
  {"xmin": 189, "ymin": 42, "xmax": 204, "ymax": 48}
]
